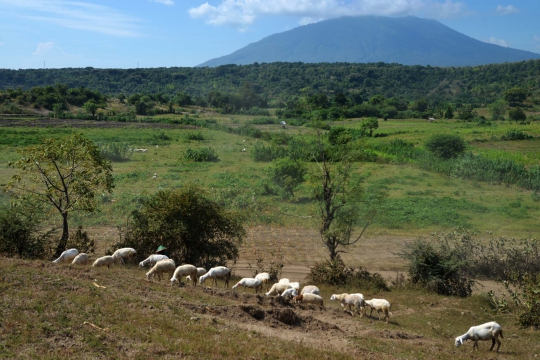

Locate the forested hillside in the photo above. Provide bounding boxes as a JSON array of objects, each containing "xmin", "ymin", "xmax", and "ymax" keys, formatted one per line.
[{"xmin": 1, "ymin": 60, "xmax": 540, "ymax": 106}]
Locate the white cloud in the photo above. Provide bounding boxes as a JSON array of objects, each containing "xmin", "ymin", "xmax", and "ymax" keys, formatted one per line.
[
  {"xmin": 149, "ymin": 0, "xmax": 175, "ymax": 5},
  {"xmin": 32, "ymin": 41, "xmax": 54, "ymax": 55},
  {"xmin": 0, "ymin": 0, "xmax": 142, "ymax": 37},
  {"xmin": 189, "ymin": 0, "xmax": 469, "ymax": 29},
  {"xmin": 534, "ymin": 35, "xmax": 540, "ymax": 42},
  {"xmin": 496, "ymin": 5, "xmax": 519, "ymax": 15},
  {"xmin": 488, "ymin": 37, "xmax": 509, "ymax": 47}
]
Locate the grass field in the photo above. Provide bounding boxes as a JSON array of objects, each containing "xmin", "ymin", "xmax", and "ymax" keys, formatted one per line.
[{"xmin": 1, "ymin": 112, "xmax": 540, "ymax": 358}]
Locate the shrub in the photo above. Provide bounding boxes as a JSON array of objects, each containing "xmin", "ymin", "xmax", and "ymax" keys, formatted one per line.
[
  {"xmin": 0, "ymin": 203, "xmax": 52, "ymax": 259},
  {"xmin": 306, "ymin": 257, "xmax": 388, "ymax": 291},
  {"xmin": 66, "ymin": 225, "xmax": 95, "ymax": 255},
  {"xmin": 184, "ymin": 147, "xmax": 219, "ymax": 162},
  {"xmin": 98, "ymin": 142, "xmax": 133, "ymax": 161},
  {"xmin": 115, "ymin": 187, "xmax": 245, "ymax": 268},
  {"xmin": 399, "ymin": 234, "xmax": 474, "ymax": 297},
  {"xmin": 186, "ymin": 132, "xmax": 205, "ymax": 141},
  {"xmin": 501, "ymin": 129, "xmax": 532, "ymax": 141},
  {"xmin": 268, "ymin": 157, "xmax": 306, "ymax": 198},
  {"xmin": 425, "ymin": 134, "xmax": 466, "ymax": 159}
]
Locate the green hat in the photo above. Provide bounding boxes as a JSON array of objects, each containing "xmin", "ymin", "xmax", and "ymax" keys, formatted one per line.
[{"xmin": 156, "ymin": 245, "xmax": 167, "ymax": 252}]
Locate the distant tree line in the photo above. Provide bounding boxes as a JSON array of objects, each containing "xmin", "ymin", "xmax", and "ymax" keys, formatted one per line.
[{"xmin": 1, "ymin": 60, "xmax": 539, "ymax": 107}]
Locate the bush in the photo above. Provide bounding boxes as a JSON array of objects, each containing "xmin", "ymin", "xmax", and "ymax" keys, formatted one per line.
[
  {"xmin": 184, "ymin": 147, "xmax": 219, "ymax": 162},
  {"xmin": 98, "ymin": 142, "xmax": 133, "ymax": 161},
  {"xmin": 501, "ymin": 129, "xmax": 532, "ymax": 141},
  {"xmin": 115, "ymin": 187, "xmax": 245, "ymax": 268},
  {"xmin": 66, "ymin": 225, "xmax": 95, "ymax": 255},
  {"xmin": 306, "ymin": 257, "xmax": 388, "ymax": 291},
  {"xmin": 186, "ymin": 132, "xmax": 205, "ymax": 141},
  {"xmin": 399, "ymin": 233, "xmax": 474, "ymax": 297},
  {"xmin": 425, "ymin": 134, "xmax": 466, "ymax": 159},
  {"xmin": 268, "ymin": 157, "xmax": 306, "ymax": 198},
  {"xmin": 0, "ymin": 203, "xmax": 52, "ymax": 259}
]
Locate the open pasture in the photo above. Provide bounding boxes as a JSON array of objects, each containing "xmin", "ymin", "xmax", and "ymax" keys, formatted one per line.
[{"xmin": 1, "ymin": 114, "xmax": 540, "ymax": 358}]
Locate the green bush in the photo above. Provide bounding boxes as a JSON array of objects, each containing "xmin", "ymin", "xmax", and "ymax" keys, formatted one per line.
[
  {"xmin": 501, "ymin": 129, "xmax": 532, "ymax": 141},
  {"xmin": 399, "ymin": 233, "xmax": 474, "ymax": 297},
  {"xmin": 184, "ymin": 147, "xmax": 219, "ymax": 162},
  {"xmin": 0, "ymin": 203, "xmax": 52, "ymax": 259},
  {"xmin": 115, "ymin": 187, "xmax": 245, "ymax": 268},
  {"xmin": 186, "ymin": 132, "xmax": 205, "ymax": 141},
  {"xmin": 98, "ymin": 142, "xmax": 133, "ymax": 161},
  {"xmin": 425, "ymin": 133, "xmax": 466, "ymax": 159}
]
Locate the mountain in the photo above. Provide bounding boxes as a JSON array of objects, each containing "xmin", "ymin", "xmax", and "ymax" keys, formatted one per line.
[{"xmin": 198, "ymin": 16, "xmax": 540, "ymax": 67}]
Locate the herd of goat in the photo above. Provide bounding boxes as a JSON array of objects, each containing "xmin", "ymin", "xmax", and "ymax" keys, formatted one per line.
[{"xmin": 53, "ymin": 247, "xmax": 505, "ymax": 353}]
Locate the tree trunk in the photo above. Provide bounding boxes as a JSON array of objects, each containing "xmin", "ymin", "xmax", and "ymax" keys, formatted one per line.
[{"xmin": 54, "ymin": 212, "xmax": 69, "ymax": 258}]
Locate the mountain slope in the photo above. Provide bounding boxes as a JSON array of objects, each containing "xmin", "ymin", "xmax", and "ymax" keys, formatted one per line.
[{"xmin": 198, "ymin": 16, "xmax": 540, "ymax": 67}]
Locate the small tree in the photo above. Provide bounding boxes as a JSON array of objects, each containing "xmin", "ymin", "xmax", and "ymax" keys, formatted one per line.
[
  {"xmin": 489, "ymin": 99, "xmax": 506, "ymax": 120},
  {"xmin": 444, "ymin": 104, "xmax": 454, "ymax": 119},
  {"xmin": 83, "ymin": 100, "xmax": 99, "ymax": 119},
  {"xmin": 268, "ymin": 157, "xmax": 306, "ymax": 198},
  {"xmin": 508, "ymin": 107, "xmax": 526, "ymax": 123},
  {"xmin": 504, "ymin": 87, "xmax": 527, "ymax": 107},
  {"xmin": 425, "ymin": 134, "xmax": 466, "ymax": 159},
  {"xmin": 361, "ymin": 117, "xmax": 379, "ymax": 137},
  {"xmin": 117, "ymin": 187, "xmax": 245, "ymax": 268},
  {"xmin": 457, "ymin": 104, "xmax": 477, "ymax": 121},
  {"xmin": 7, "ymin": 134, "xmax": 114, "ymax": 257}
]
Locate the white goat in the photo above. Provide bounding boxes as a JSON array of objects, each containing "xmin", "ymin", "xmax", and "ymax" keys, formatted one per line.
[
  {"xmin": 112, "ymin": 248, "xmax": 137, "ymax": 264},
  {"xmin": 170, "ymin": 264, "xmax": 198, "ymax": 286},
  {"xmin": 330, "ymin": 293, "xmax": 365, "ymax": 317},
  {"xmin": 364, "ymin": 299, "xmax": 392, "ymax": 323},
  {"xmin": 53, "ymin": 249, "xmax": 79, "ymax": 264},
  {"xmin": 71, "ymin": 253, "xmax": 89, "ymax": 265},
  {"xmin": 455, "ymin": 322, "xmax": 503, "ymax": 353},
  {"xmin": 300, "ymin": 285, "xmax": 320, "ymax": 295},
  {"xmin": 186, "ymin": 267, "xmax": 207, "ymax": 282},
  {"xmin": 92, "ymin": 255, "xmax": 115, "ymax": 268},
  {"xmin": 293, "ymin": 293, "xmax": 324, "ymax": 309},
  {"xmin": 281, "ymin": 287, "xmax": 299, "ymax": 300},
  {"xmin": 146, "ymin": 259, "xmax": 176, "ymax": 281},
  {"xmin": 232, "ymin": 278, "xmax": 262, "ymax": 293},
  {"xmin": 278, "ymin": 278, "xmax": 290, "ymax": 284},
  {"xmin": 265, "ymin": 282, "xmax": 294, "ymax": 296},
  {"xmin": 255, "ymin": 272, "xmax": 271, "ymax": 290},
  {"xmin": 199, "ymin": 266, "xmax": 231, "ymax": 288},
  {"xmin": 139, "ymin": 254, "xmax": 169, "ymax": 267}
]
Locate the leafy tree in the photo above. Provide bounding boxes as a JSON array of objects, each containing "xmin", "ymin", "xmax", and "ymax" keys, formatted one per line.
[
  {"xmin": 7, "ymin": 134, "xmax": 114, "ymax": 257},
  {"xmin": 118, "ymin": 93, "xmax": 126, "ymax": 103},
  {"xmin": 444, "ymin": 104, "xmax": 454, "ymax": 119},
  {"xmin": 509, "ymin": 107, "xmax": 526, "ymax": 123},
  {"xmin": 117, "ymin": 187, "xmax": 245, "ymax": 268},
  {"xmin": 504, "ymin": 87, "xmax": 527, "ymax": 107},
  {"xmin": 425, "ymin": 133, "xmax": 466, "ymax": 159},
  {"xmin": 489, "ymin": 99, "xmax": 506, "ymax": 120},
  {"xmin": 361, "ymin": 117, "xmax": 379, "ymax": 137},
  {"xmin": 268, "ymin": 157, "xmax": 306, "ymax": 198},
  {"xmin": 412, "ymin": 98, "xmax": 429, "ymax": 112},
  {"xmin": 457, "ymin": 104, "xmax": 477, "ymax": 121},
  {"xmin": 369, "ymin": 94, "xmax": 385, "ymax": 106},
  {"xmin": 333, "ymin": 92, "xmax": 348, "ymax": 106},
  {"xmin": 83, "ymin": 100, "xmax": 99, "ymax": 118}
]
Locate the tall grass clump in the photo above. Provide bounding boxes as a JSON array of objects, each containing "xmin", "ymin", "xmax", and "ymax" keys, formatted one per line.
[
  {"xmin": 186, "ymin": 132, "xmax": 205, "ymax": 141},
  {"xmin": 184, "ymin": 147, "xmax": 219, "ymax": 162},
  {"xmin": 98, "ymin": 142, "xmax": 133, "ymax": 161}
]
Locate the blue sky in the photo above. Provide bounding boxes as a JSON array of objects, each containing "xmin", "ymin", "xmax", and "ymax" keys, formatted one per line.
[{"xmin": 0, "ymin": 0, "xmax": 539, "ymax": 69}]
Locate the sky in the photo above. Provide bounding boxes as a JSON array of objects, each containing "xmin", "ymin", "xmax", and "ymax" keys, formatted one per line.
[{"xmin": 0, "ymin": 0, "xmax": 539, "ymax": 69}]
